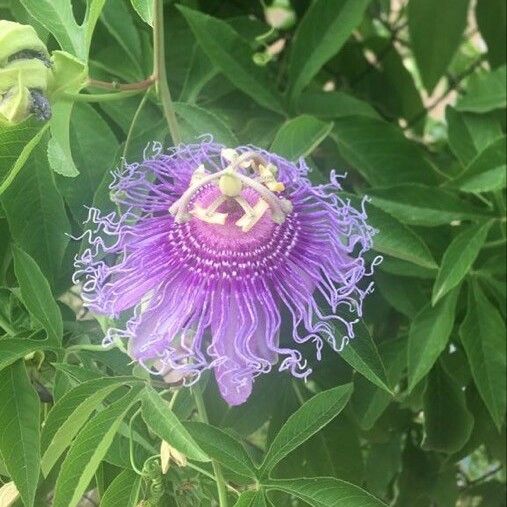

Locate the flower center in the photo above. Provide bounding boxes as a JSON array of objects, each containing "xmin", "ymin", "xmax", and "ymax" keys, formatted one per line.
[{"xmin": 168, "ymin": 150, "xmax": 293, "ymax": 232}]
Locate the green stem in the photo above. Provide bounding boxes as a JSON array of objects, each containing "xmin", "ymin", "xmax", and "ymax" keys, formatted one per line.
[
  {"xmin": 63, "ymin": 90, "xmax": 144, "ymax": 102},
  {"xmin": 65, "ymin": 343, "xmax": 115, "ymax": 353},
  {"xmin": 153, "ymin": 0, "xmax": 182, "ymax": 145},
  {"xmin": 129, "ymin": 408, "xmax": 144, "ymax": 476},
  {"xmin": 192, "ymin": 388, "xmax": 229, "ymax": 507},
  {"xmin": 87, "ymin": 76, "xmax": 155, "ymax": 91},
  {"xmin": 122, "ymin": 91, "xmax": 150, "ymax": 161}
]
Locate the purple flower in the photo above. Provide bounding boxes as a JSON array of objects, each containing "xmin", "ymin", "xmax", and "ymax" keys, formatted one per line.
[{"xmin": 74, "ymin": 140, "xmax": 378, "ymax": 406}]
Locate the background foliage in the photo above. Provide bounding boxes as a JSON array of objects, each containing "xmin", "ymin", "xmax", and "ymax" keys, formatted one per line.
[{"xmin": 0, "ymin": 0, "xmax": 506, "ymax": 506}]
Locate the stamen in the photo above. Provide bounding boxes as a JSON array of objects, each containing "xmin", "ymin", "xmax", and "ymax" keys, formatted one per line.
[{"xmin": 169, "ymin": 150, "xmax": 292, "ymax": 229}]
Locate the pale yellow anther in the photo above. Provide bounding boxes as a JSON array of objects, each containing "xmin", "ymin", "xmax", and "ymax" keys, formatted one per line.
[
  {"xmin": 221, "ymin": 148, "xmax": 252, "ymax": 168},
  {"xmin": 258, "ymin": 163, "xmax": 285, "ymax": 193}
]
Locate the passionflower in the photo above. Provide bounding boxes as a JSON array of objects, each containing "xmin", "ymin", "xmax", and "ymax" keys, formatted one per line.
[{"xmin": 74, "ymin": 140, "xmax": 378, "ymax": 405}]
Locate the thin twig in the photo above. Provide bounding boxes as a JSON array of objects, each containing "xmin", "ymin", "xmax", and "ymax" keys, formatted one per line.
[{"xmin": 87, "ymin": 76, "xmax": 155, "ymax": 91}]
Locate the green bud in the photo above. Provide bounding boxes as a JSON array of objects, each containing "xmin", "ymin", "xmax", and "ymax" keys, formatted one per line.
[
  {"xmin": 0, "ymin": 20, "xmax": 48, "ymax": 64},
  {"xmin": 264, "ymin": 1, "xmax": 296, "ymax": 30},
  {"xmin": 0, "ymin": 20, "xmax": 51, "ymax": 124}
]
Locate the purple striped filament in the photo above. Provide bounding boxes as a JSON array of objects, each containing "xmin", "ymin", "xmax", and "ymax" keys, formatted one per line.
[{"xmin": 74, "ymin": 140, "xmax": 378, "ymax": 406}]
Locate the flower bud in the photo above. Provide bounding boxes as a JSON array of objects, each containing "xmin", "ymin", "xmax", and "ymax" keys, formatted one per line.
[{"xmin": 0, "ymin": 20, "xmax": 52, "ymax": 124}]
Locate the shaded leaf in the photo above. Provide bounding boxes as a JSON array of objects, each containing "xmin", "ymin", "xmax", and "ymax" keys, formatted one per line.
[
  {"xmin": 422, "ymin": 364, "xmax": 474, "ymax": 453},
  {"xmin": 41, "ymin": 377, "xmax": 137, "ymax": 476},
  {"xmin": 340, "ymin": 321, "xmax": 391, "ymax": 393},
  {"xmin": 100, "ymin": 469, "xmax": 141, "ymax": 507},
  {"xmin": 177, "ymin": 6, "xmax": 283, "ymax": 113},
  {"xmin": 451, "ymin": 136, "xmax": 506, "ymax": 193},
  {"xmin": 271, "ymin": 115, "xmax": 333, "ymax": 160},
  {"xmin": 368, "ymin": 184, "xmax": 492, "ymax": 226},
  {"xmin": 476, "ymin": 0, "xmax": 506, "ymax": 68},
  {"xmin": 0, "ymin": 361, "xmax": 40, "ymax": 507},
  {"xmin": 265, "ymin": 477, "xmax": 387, "ymax": 507},
  {"xmin": 456, "ymin": 65, "xmax": 507, "ymax": 113},
  {"xmin": 296, "ymin": 92, "xmax": 378, "ymax": 119},
  {"xmin": 446, "ymin": 107, "xmax": 503, "ymax": 167},
  {"xmin": 141, "ymin": 387, "xmax": 209, "ymax": 462},
  {"xmin": 332, "ymin": 118, "xmax": 438, "ymax": 186},
  {"xmin": 408, "ymin": 288, "xmax": 459, "ymax": 391},
  {"xmin": 175, "ymin": 102, "xmax": 238, "ymax": 146},
  {"xmin": 460, "ymin": 281, "xmax": 506, "ymax": 430},
  {"xmin": 185, "ymin": 421, "xmax": 257, "ymax": 479},
  {"xmin": 260, "ymin": 384, "xmax": 353, "ymax": 476},
  {"xmin": 1, "ymin": 134, "xmax": 71, "ymax": 287},
  {"xmin": 408, "ymin": 0, "xmax": 470, "ymax": 92},
  {"xmin": 0, "ymin": 338, "xmax": 52, "ymax": 373},
  {"xmin": 12, "ymin": 246, "xmax": 63, "ymax": 345},
  {"xmin": 288, "ymin": 0, "xmax": 372, "ymax": 98},
  {"xmin": 432, "ymin": 222, "xmax": 492, "ymax": 304},
  {"xmin": 52, "ymin": 386, "xmax": 142, "ymax": 507}
]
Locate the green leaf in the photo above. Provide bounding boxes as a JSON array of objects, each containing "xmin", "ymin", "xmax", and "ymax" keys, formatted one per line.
[
  {"xmin": 52, "ymin": 385, "xmax": 142, "ymax": 507},
  {"xmin": 140, "ymin": 387, "xmax": 209, "ymax": 462},
  {"xmin": 130, "ymin": 0, "xmax": 153, "ymax": 25},
  {"xmin": 47, "ymin": 51, "xmax": 88, "ymax": 177},
  {"xmin": 456, "ymin": 65, "xmax": 507, "ymax": 113},
  {"xmin": 179, "ymin": 45, "xmax": 219, "ymax": 103},
  {"xmin": 185, "ymin": 421, "xmax": 257, "ymax": 478},
  {"xmin": 476, "ymin": 0, "xmax": 506, "ymax": 68},
  {"xmin": 432, "ymin": 222, "xmax": 492, "ymax": 304},
  {"xmin": 83, "ymin": 0, "xmax": 108, "ymax": 54},
  {"xmin": 296, "ymin": 91, "xmax": 378, "ymax": 120},
  {"xmin": 234, "ymin": 490, "xmax": 268, "ymax": 507},
  {"xmin": 19, "ymin": 0, "xmax": 84, "ymax": 58},
  {"xmin": 0, "ymin": 119, "xmax": 42, "ymax": 195},
  {"xmin": 1, "ymin": 134, "xmax": 71, "ymax": 287},
  {"xmin": 351, "ymin": 339, "xmax": 406, "ymax": 431},
  {"xmin": 175, "ymin": 102, "xmax": 238, "ymax": 146},
  {"xmin": 0, "ymin": 361, "xmax": 40, "ymax": 507},
  {"xmin": 331, "ymin": 117, "xmax": 438, "ymax": 187},
  {"xmin": 260, "ymin": 384, "xmax": 353, "ymax": 476},
  {"xmin": 177, "ymin": 6, "xmax": 283, "ymax": 114},
  {"xmin": 287, "ymin": 0, "xmax": 372, "ymax": 98},
  {"xmin": 368, "ymin": 184, "xmax": 492, "ymax": 226},
  {"xmin": 422, "ymin": 364, "xmax": 474, "ymax": 453},
  {"xmin": 100, "ymin": 469, "xmax": 141, "ymax": 507},
  {"xmin": 100, "ymin": 0, "xmax": 143, "ymax": 76},
  {"xmin": 271, "ymin": 115, "xmax": 333, "ymax": 160},
  {"xmin": 41, "ymin": 377, "xmax": 137, "ymax": 476},
  {"xmin": 0, "ymin": 338, "xmax": 53, "ymax": 372},
  {"xmin": 451, "ymin": 136, "xmax": 506, "ymax": 193},
  {"xmin": 343, "ymin": 194, "xmax": 437, "ymax": 269},
  {"xmin": 12, "ymin": 246, "xmax": 63, "ymax": 345},
  {"xmin": 57, "ymin": 102, "xmax": 119, "ymax": 223},
  {"xmin": 408, "ymin": 289, "xmax": 459, "ymax": 391},
  {"xmin": 340, "ymin": 321, "xmax": 392, "ymax": 393},
  {"xmin": 408, "ymin": 0, "xmax": 470, "ymax": 92},
  {"xmin": 460, "ymin": 281, "xmax": 506, "ymax": 430},
  {"xmin": 264, "ymin": 478, "xmax": 387, "ymax": 507},
  {"xmin": 446, "ymin": 107, "xmax": 503, "ymax": 167}
]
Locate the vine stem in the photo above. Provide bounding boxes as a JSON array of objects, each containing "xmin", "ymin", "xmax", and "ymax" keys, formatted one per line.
[
  {"xmin": 86, "ymin": 76, "xmax": 155, "ymax": 91},
  {"xmin": 192, "ymin": 387, "xmax": 229, "ymax": 507},
  {"xmin": 153, "ymin": 0, "xmax": 182, "ymax": 145}
]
